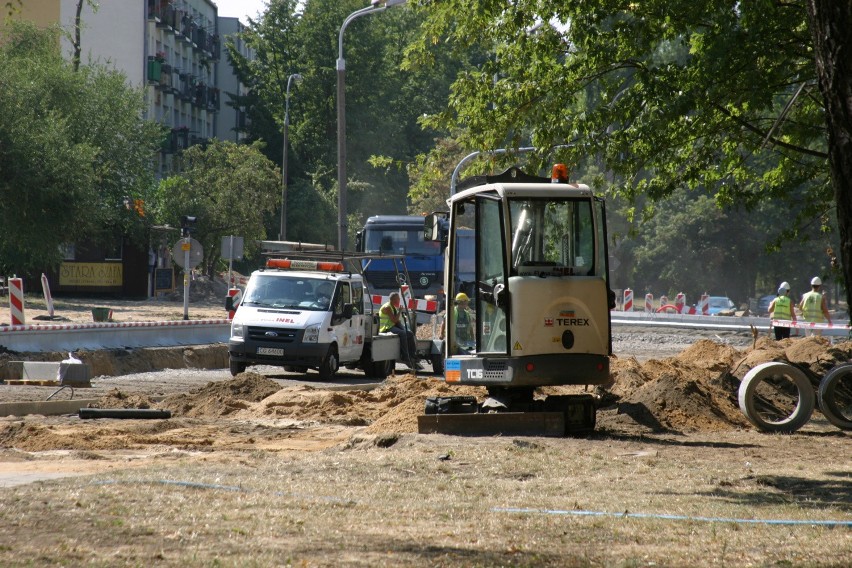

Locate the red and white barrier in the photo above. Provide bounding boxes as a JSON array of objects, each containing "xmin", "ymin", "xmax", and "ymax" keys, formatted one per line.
[
  {"xmin": 623, "ymin": 288, "xmax": 633, "ymax": 312},
  {"xmin": 41, "ymin": 273, "xmax": 54, "ymax": 318},
  {"xmin": 772, "ymin": 319, "xmax": 851, "ymax": 331},
  {"xmin": 8, "ymin": 277, "xmax": 25, "ymax": 325},
  {"xmin": 370, "ymin": 293, "xmax": 438, "ymax": 313},
  {"xmin": 644, "ymin": 293, "xmax": 654, "ymax": 313},
  {"xmin": 675, "ymin": 292, "xmax": 685, "ymax": 313},
  {"xmin": 699, "ymin": 293, "xmax": 710, "ymax": 315},
  {"xmin": 223, "ymin": 272, "xmax": 250, "ymax": 287},
  {"xmin": 659, "ymin": 295, "xmax": 669, "ymax": 308},
  {"xmin": 227, "ymin": 287, "xmax": 242, "ymax": 320}
]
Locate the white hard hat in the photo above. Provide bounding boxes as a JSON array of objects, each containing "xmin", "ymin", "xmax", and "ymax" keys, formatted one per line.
[
  {"xmin": 811, "ymin": 276, "xmax": 822, "ymax": 286},
  {"xmin": 778, "ymin": 282, "xmax": 790, "ymax": 294}
]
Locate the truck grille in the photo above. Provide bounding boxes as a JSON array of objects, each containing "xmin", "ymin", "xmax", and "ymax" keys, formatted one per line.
[
  {"xmin": 247, "ymin": 326, "xmax": 299, "ymax": 344},
  {"xmin": 365, "ymin": 272, "xmax": 433, "ymax": 290}
]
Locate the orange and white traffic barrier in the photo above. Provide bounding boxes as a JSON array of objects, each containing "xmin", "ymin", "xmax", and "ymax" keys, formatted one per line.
[
  {"xmin": 699, "ymin": 293, "xmax": 710, "ymax": 315},
  {"xmin": 41, "ymin": 273, "xmax": 55, "ymax": 318},
  {"xmin": 623, "ymin": 288, "xmax": 633, "ymax": 311},
  {"xmin": 644, "ymin": 293, "xmax": 654, "ymax": 313},
  {"xmin": 659, "ymin": 295, "xmax": 669, "ymax": 309},
  {"xmin": 675, "ymin": 292, "xmax": 686, "ymax": 313},
  {"xmin": 227, "ymin": 287, "xmax": 242, "ymax": 320},
  {"xmin": 8, "ymin": 277, "xmax": 25, "ymax": 325}
]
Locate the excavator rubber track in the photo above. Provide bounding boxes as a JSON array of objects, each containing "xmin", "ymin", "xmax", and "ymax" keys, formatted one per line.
[{"xmin": 417, "ymin": 394, "xmax": 596, "ymax": 437}]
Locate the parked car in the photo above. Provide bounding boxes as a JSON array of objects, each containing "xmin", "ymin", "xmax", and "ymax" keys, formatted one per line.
[
  {"xmin": 757, "ymin": 294, "xmax": 776, "ymax": 316},
  {"xmin": 707, "ymin": 296, "xmax": 736, "ymax": 315}
]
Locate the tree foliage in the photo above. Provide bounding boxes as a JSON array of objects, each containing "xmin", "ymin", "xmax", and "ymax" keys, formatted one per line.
[
  {"xmin": 227, "ymin": 0, "xmax": 466, "ymax": 244},
  {"xmin": 407, "ymin": 0, "xmax": 848, "ymax": 305},
  {"xmin": 0, "ymin": 22, "xmax": 161, "ymax": 275},
  {"xmin": 150, "ymin": 140, "xmax": 280, "ymax": 275}
]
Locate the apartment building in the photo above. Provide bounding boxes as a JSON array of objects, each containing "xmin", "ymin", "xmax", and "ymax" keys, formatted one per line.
[
  {"xmin": 5, "ymin": 0, "xmax": 256, "ymax": 177},
  {"xmin": 215, "ymin": 16, "xmax": 253, "ymax": 143}
]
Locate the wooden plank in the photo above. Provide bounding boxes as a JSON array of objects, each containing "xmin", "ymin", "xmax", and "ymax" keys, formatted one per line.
[
  {"xmin": 5, "ymin": 380, "xmax": 60, "ymax": 387},
  {"xmin": 417, "ymin": 412, "xmax": 567, "ymax": 437}
]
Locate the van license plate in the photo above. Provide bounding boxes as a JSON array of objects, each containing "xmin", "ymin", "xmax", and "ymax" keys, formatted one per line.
[{"xmin": 257, "ymin": 347, "xmax": 284, "ymax": 356}]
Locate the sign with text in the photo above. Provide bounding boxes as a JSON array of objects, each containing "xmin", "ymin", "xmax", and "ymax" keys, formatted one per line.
[{"xmin": 59, "ymin": 262, "xmax": 123, "ymax": 287}]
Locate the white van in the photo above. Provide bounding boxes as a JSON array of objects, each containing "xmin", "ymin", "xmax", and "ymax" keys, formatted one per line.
[{"xmin": 226, "ymin": 258, "xmax": 399, "ymax": 379}]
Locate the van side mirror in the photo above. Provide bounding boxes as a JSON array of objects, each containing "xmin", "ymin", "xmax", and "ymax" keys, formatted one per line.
[
  {"xmin": 343, "ymin": 303, "xmax": 354, "ymax": 319},
  {"xmin": 225, "ymin": 296, "xmax": 235, "ymax": 311},
  {"xmin": 424, "ymin": 214, "xmax": 442, "ymax": 242}
]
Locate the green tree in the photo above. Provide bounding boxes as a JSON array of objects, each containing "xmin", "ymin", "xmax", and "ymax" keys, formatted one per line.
[
  {"xmin": 409, "ymin": 1, "xmax": 850, "ymax": 309},
  {"xmin": 149, "ymin": 140, "xmax": 280, "ymax": 275},
  {"xmin": 227, "ymin": 0, "xmax": 466, "ymax": 245},
  {"xmin": 0, "ymin": 22, "xmax": 161, "ymax": 275}
]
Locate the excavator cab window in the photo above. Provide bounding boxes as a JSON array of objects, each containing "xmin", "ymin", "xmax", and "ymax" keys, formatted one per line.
[{"xmin": 509, "ymin": 198, "xmax": 596, "ymax": 277}]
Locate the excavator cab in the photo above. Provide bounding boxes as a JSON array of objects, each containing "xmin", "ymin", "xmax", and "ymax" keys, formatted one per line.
[{"xmin": 421, "ymin": 166, "xmax": 613, "ymax": 435}]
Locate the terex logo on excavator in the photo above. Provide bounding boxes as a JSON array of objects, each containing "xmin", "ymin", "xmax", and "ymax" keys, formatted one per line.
[{"xmin": 557, "ymin": 310, "xmax": 589, "ymax": 327}]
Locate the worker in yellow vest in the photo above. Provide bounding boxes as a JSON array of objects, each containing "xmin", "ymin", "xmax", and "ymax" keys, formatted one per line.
[
  {"xmin": 768, "ymin": 281, "xmax": 796, "ymax": 340},
  {"xmin": 798, "ymin": 276, "xmax": 831, "ymax": 336},
  {"xmin": 380, "ymin": 292, "xmax": 421, "ymax": 371}
]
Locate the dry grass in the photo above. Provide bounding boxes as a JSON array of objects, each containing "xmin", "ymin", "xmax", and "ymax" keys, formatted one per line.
[{"xmin": 0, "ymin": 427, "xmax": 849, "ymax": 566}]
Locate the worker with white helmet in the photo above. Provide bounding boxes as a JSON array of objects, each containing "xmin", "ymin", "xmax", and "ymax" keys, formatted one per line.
[
  {"xmin": 768, "ymin": 281, "xmax": 796, "ymax": 340},
  {"xmin": 798, "ymin": 276, "xmax": 831, "ymax": 335}
]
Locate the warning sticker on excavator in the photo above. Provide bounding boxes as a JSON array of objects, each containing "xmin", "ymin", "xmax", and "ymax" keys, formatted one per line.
[
  {"xmin": 514, "ymin": 341, "xmax": 523, "ymax": 350},
  {"xmin": 445, "ymin": 358, "xmax": 461, "ymax": 383}
]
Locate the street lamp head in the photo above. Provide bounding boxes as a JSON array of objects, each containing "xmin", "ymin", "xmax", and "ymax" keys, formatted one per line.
[{"xmin": 372, "ymin": 0, "xmax": 407, "ymax": 7}]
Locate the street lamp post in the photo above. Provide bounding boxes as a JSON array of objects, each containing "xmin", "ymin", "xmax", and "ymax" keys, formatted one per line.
[
  {"xmin": 336, "ymin": 0, "xmax": 406, "ymax": 251},
  {"xmin": 280, "ymin": 72, "xmax": 302, "ymax": 242}
]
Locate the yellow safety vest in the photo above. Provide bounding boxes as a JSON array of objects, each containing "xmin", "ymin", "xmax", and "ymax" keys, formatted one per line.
[
  {"xmin": 773, "ymin": 295, "xmax": 793, "ymax": 320},
  {"xmin": 800, "ymin": 290, "xmax": 824, "ymax": 322},
  {"xmin": 379, "ymin": 301, "xmax": 398, "ymax": 332},
  {"xmin": 454, "ymin": 306, "xmax": 472, "ymax": 342}
]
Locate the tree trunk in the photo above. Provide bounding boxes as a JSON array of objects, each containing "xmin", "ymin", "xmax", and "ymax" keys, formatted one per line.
[{"xmin": 806, "ymin": 1, "xmax": 852, "ymax": 319}]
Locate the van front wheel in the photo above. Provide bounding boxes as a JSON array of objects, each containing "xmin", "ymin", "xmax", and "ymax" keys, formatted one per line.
[
  {"xmin": 318, "ymin": 345, "xmax": 339, "ymax": 379},
  {"xmin": 229, "ymin": 359, "xmax": 247, "ymax": 377}
]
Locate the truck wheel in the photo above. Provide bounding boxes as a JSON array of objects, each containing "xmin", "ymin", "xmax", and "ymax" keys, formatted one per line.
[
  {"xmin": 229, "ymin": 359, "xmax": 247, "ymax": 377},
  {"xmin": 430, "ymin": 354, "xmax": 444, "ymax": 375},
  {"xmin": 738, "ymin": 361, "xmax": 815, "ymax": 433},
  {"xmin": 368, "ymin": 359, "xmax": 392, "ymax": 380},
  {"xmin": 818, "ymin": 364, "xmax": 852, "ymax": 430},
  {"xmin": 318, "ymin": 345, "xmax": 339, "ymax": 379}
]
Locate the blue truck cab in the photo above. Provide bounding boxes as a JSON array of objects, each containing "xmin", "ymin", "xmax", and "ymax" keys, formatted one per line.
[{"xmin": 355, "ymin": 215, "xmax": 447, "ymax": 298}]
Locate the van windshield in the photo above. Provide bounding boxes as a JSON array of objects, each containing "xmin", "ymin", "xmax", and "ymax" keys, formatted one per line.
[{"xmin": 242, "ymin": 275, "xmax": 335, "ymax": 311}]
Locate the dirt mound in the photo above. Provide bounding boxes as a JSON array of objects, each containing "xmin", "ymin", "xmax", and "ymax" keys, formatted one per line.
[
  {"xmin": 86, "ymin": 388, "xmax": 158, "ymax": 410},
  {"xmin": 597, "ymin": 336, "xmax": 852, "ymax": 433},
  {"xmin": 246, "ymin": 373, "xmax": 481, "ymax": 431},
  {"xmin": 26, "ymin": 336, "xmax": 844, "ymax": 440},
  {"xmin": 165, "ymin": 274, "xmax": 228, "ymax": 303},
  {"xmin": 162, "ymin": 371, "xmax": 282, "ymax": 417}
]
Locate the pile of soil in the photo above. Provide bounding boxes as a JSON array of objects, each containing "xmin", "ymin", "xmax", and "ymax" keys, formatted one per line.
[
  {"xmin": 165, "ymin": 274, "xmax": 229, "ymax": 303},
  {"xmin": 74, "ymin": 336, "xmax": 852, "ymax": 435}
]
